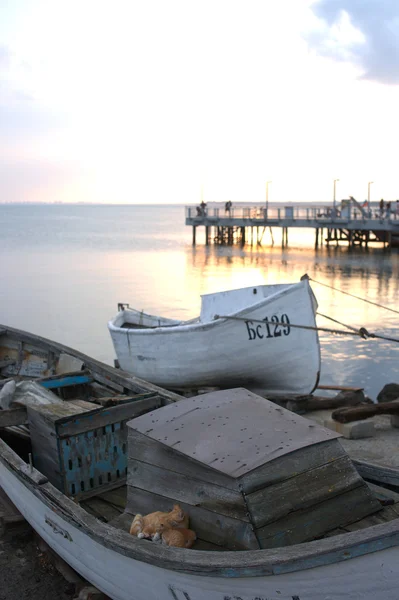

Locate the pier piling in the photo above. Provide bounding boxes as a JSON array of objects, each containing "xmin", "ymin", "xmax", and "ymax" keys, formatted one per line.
[{"xmin": 186, "ymin": 203, "xmax": 399, "ymax": 249}]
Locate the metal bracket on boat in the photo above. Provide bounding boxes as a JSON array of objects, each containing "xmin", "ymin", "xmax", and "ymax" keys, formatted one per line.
[
  {"xmin": 45, "ymin": 515, "xmax": 73, "ymax": 541},
  {"xmin": 117, "ymin": 303, "xmax": 130, "ymax": 312}
]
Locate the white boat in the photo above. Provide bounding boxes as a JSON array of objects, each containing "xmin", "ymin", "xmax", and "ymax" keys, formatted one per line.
[
  {"xmin": 2, "ymin": 326, "xmax": 399, "ymax": 600},
  {"xmin": 108, "ymin": 277, "xmax": 321, "ymax": 395}
]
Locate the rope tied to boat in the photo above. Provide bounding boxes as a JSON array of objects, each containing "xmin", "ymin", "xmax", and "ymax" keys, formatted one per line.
[
  {"xmin": 213, "ymin": 315, "xmax": 399, "ymax": 344},
  {"xmin": 302, "ymin": 274, "xmax": 399, "ymax": 316}
]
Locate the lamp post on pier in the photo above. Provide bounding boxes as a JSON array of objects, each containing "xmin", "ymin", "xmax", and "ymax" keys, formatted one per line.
[
  {"xmin": 333, "ymin": 179, "xmax": 339, "ymax": 211},
  {"xmin": 368, "ymin": 181, "xmax": 373, "ymax": 212},
  {"xmin": 265, "ymin": 181, "xmax": 272, "ymax": 217}
]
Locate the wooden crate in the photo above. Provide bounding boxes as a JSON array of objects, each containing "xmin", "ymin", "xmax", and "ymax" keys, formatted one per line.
[
  {"xmin": 27, "ymin": 393, "xmax": 161, "ymax": 499},
  {"xmin": 126, "ymin": 388, "xmax": 381, "ymax": 550}
]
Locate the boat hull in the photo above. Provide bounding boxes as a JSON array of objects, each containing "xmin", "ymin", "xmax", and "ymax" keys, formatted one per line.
[
  {"xmin": 2, "ymin": 456, "xmax": 399, "ymax": 600},
  {"xmin": 109, "ymin": 281, "xmax": 321, "ymax": 395},
  {"xmin": 2, "ymin": 326, "xmax": 399, "ymax": 600}
]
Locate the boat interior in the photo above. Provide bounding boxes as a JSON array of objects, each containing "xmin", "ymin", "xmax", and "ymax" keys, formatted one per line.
[
  {"xmin": 1, "ymin": 327, "xmax": 399, "ymax": 554},
  {"xmin": 112, "ymin": 283, "xmax": 301, "ymax": 330}
]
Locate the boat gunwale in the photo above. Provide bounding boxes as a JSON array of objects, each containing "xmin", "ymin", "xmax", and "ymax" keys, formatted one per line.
[
  {"xmin": 0, "ymin": 324, "xmax": 181, "ymax": 404},
  {"xmin": 108, "ymin": 280, "xmax": 316, "ymax": 337},
  {"xmin": 2, "ymin": 437, "xmax": 399, "ymax": 578}
]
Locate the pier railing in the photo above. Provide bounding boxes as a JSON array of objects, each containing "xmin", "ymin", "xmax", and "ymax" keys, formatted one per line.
[{"xmin": 186, "ymin": 205, "xmax": 399, "ymax": 223}]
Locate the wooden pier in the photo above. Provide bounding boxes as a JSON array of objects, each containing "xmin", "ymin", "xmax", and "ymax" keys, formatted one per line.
[{"xmin": 186, "ymin": 201, "xmax": 399, "ymax": 248}]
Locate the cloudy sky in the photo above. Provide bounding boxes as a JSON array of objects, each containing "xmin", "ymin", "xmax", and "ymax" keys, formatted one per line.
[{"xmin": 1, "ymin": 0, "xmax": 399, "ymax": 204}]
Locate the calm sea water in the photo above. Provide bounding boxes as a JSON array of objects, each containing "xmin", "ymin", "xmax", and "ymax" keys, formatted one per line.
[{"xmin": 0, "ymin": 203, "xmax": 398, "ymax": 400}]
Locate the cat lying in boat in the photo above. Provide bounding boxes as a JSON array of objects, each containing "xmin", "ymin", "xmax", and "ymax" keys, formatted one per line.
[
  {"xmin": 129, "ymin": 504, "xmax": 189, "ymax": 541},
  {"xmin": 160, "ymin": 527, "xmax": 197, "ymax": 548}
]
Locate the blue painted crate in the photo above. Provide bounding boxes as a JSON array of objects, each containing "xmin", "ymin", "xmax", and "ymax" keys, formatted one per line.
[
  {"xmin": 60, "ymin": 420, "xmax": 129, "ymax": 497},
  {"xmin": 28, "ymin": 393, "xmax": 161, "ymax": 499}
]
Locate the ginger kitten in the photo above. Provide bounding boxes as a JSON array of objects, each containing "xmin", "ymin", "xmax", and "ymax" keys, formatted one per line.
[
  {"xmin": 129, "ymin": 504, "xmax": 189, "ymax": 540},
  {"xmin": 160, "ymin": 527, "xmax": 197, "ymax": 548}
]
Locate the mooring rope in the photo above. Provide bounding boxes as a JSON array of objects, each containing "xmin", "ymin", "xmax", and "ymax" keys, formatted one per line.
[
  {"xmin": 316, "ymin": 311, "xmax": 360, "ymax": 333},
  {"xmin": 306, "ymin": 276, "xmax": 399, "ymax": 315},
  {"xmin": 214, "ymin": 314, "xmax": 399, "ymax": 344}
]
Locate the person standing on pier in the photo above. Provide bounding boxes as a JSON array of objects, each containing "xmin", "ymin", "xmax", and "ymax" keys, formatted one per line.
[
  {"xmin": 385, "ymin": 201, "xmax": 391, "ymax": 219},
  {"xmin": 200, "ymin": 200, "xmax": 207, "ymax": 216},
  {"xmin": 379, "ymin": 198, "xmax": 385, "ymax": 217}
]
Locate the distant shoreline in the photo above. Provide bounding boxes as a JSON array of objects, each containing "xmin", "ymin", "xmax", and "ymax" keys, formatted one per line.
[{"xmin": 0, "ymin": 200, "xmax": 382, "ymax": 207}]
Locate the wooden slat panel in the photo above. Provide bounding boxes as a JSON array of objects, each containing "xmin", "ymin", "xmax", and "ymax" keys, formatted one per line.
[
  {"xmin": 128, "ymin": 429, "xmax": 237, "ymax": 490},
  {"xmin": 126, "ymin": 486, "xmax": 259, "ymax": 550},
  {"xmin": 129, "ymin": 389, "xmax": 340, "ymax": 478},
  {"xmin": 239, "ymin": 438, "xmax": 346, "ymax": 494},
  {"xmin": 127, "ymin": 459, "xmax": 247, "ymax": 521},
  {"xmin": 257, "ymin": 486, "xmax": 381, "ymax": 548},
  {"xmin": 246, "ymin": 456, "xmax": 364, "ymax": 528},
  {"xmin": 27, "ymin": 407, "xmax": 62, "ymax": 489},
  {"xmin": 57, "ymin": 395, "xmax": 161, "ymax": 437}
]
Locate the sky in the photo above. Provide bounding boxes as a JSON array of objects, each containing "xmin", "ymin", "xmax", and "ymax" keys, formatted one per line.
[{"xmin": 1, "ymin": 0, "xmax": 399, "ymax": 205}]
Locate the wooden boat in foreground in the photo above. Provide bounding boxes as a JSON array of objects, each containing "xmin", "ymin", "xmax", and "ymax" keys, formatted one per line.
[
  {"xmin": 3, "ymin": 326, "xmax": 399, "ymax": 600},
  {"xmin": 108, "ymin": 277, "xmax": 321, "ymax": 395}
]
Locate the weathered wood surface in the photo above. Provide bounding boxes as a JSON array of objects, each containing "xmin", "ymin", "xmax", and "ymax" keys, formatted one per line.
[
  {"xmin": 36, "ymin": 370, "xmax": 93, "ymax": 389},
  {"xmin": 80, "ymin": 496, "xmax": 123, "ymax": 523},
  {"xmin": 95, "ymin": 395, "xmax": 153, "ymax": 407},
  {"xmin": 0, "ymin": 323, "xmax": 182, "ymax": 404},
  {"xmin": 28, "ymin": 400, "xmax": 94, "ymax": 424},
  {"xmin": 92, "ymin": 373, "xmax": 125, "ymax": 393},
  {"xmin": 286, "ymin": 392, "xmax": 364, "ymax": 414},
  {"xmin": 343, "ymin": 505, "xmax": 399, "ymax": 532},
  {"xmin": 126, "ymin": 485, "xmax": 259, "ymax": 550},
  {"xmin": 353, "ymin": 459, "xmax": 399, "ymax": 489},
  {"xmin": 89, "ymin": 382, "xmax": 116, "ymax": 398},
  {"xmin": 245, "ymin": 456, "xmax": 364, "ymax": 529},
  {"xmin": 97, "ymin": 486, "xmax": 127, "ymax": 510},
  {"xmin": 257, "ymin": 485, "xmax": 381, "ymax": 548},
  {"xmin": 127, "ymin": 459, "xmax": 248, "ymax": 521},
  {"xmin": 238, "ymin": 438, "xmax": 346, "ymax": 494},
  {"xmin": 27, "ymin": 405, "xmax": 64, "ymax": 489},
  {"xmin": 58, "ymin": 395, "xmax": 161, "ymax": 437},
  {"xmin": 317, "ymin": 385, "xmax": 364, "ymax": 392},
  {"xmin": 367, "ymin": 482, "xmax": 399, "ymax": 504},
  {"xmin": 332, "ymin": 401, "xmax": 399, "ymax": 423},
  {"xmin": 128, "ymin": 388, "xmax": 340, "ymax": 478},
  {"xmin": 128, "ymin": 428, "xmax": 238, "ymax": 491},
  {"xmin": 0, "ymin": 407, "xmax": 27, "ymax": 428}
]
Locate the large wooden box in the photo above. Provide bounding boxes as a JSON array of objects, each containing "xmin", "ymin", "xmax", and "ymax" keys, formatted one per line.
[
  {"xmin": 27, "ymin": 393, "xmax": 161, "ymax": 499},
  {"xmin": 126, "ymin": 388, "xmax": 380, "ymax": 550}
]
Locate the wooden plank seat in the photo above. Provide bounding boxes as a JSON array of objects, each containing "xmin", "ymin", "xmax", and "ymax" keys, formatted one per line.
[{"xmin": 36, "ymin": 369, "xmax": 93, "ymax": 389}]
